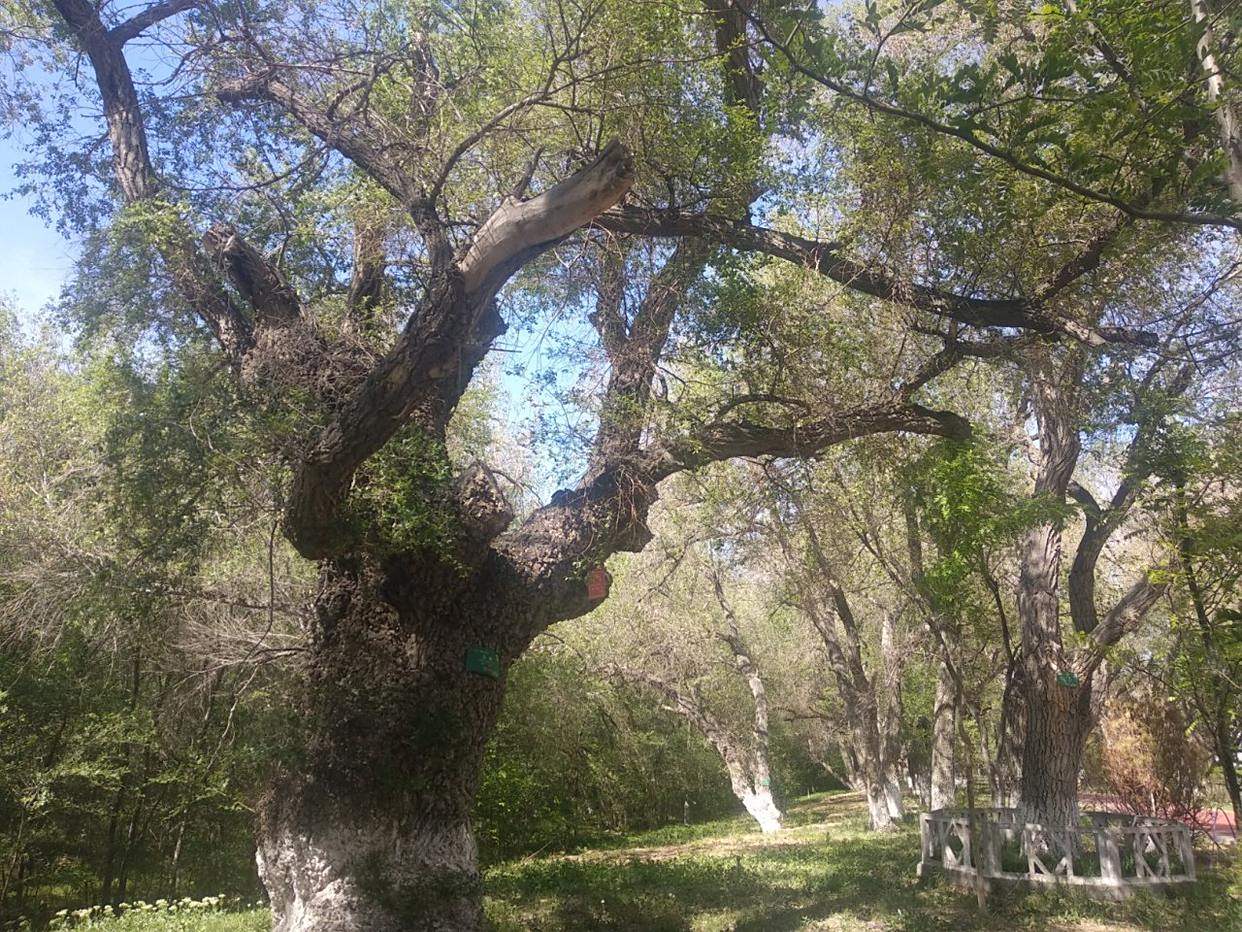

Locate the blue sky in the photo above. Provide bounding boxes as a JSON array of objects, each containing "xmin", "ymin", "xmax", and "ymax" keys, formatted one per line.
[{"xmin": 0, "ymin": 129, "xmax": 76, "ymax": 320}]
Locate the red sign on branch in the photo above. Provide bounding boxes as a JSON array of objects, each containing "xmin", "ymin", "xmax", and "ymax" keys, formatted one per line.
[{"xmin": 586, "ymin": 565, "xmax": 610, "ymax": 601}]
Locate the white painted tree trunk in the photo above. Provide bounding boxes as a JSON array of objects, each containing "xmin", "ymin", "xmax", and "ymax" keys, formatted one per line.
[
  {"xmin": 259, "ymin": 816, "xmax": 480, "ymax": 932},
  {"xmin": 740, "ymin": 786, "xmax": 784, "ymax": 833},
  {"xmin": 254, "ymin": 558, "xmax": 506, "ymax": 932},
  {"xmin": 865, "ymin": 779, "xmax": 897, "ymax": 832},
  {"xmin": 883, "ymin": 774, "xmax": 905, "ymax": 821}
]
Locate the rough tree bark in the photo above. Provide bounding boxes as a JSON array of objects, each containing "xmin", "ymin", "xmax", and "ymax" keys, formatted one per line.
[{"xmin": 257, "ymin": 556, "xmax": 532, "ymax": 931}]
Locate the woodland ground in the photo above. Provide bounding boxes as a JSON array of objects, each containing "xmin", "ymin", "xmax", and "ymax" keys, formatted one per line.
[{"xmin": 33, "ymin": 791, "xmax": 1240, "ymax": 932}]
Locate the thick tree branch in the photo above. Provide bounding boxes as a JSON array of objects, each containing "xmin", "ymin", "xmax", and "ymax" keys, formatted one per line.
[
  {"xmin": 283, "ymin": 144, "xmax": 634, "ymax": 559},
  {"xmin": 596, "ymin": 207, "xmax": 1155, "ymax": 346},
  {"xmin": 344, "ymin": 222, "xmax": 388, "ymax": 330},
  {"xmin": 706, "ymin": 0, "xmax": 762, "ymax": 114},
  {"xmin": 584, "ymin": 1, "xmax": 765, "ymax": 482},
  {"xmin": 497, "ymin": 397, "xmax": 969, "ymax": 626},
  {"xmin": 641, "ymin": 401, "xmax": 970, "ymax": 479},
  {"xmin": 1067, "ymin": 364, "xmax": 1192, "ymax": 633},
  {"xmin": 1082, "ymin": 573, "xmax": 1169, "ymax": 676},
  {"xmin": 459, "ymin": 140, "xmax": 635, "ymax": 301},
  {"xmin": 203, "ymin": 223, "xmax": 301, "ymax": 325},
  {"xmin": 588, "ymin": 239, "xmax": 714, "ymax": 476},
  {"xmin": 586, "ymin": 246, "xmax": 628, "ymax": 358}
]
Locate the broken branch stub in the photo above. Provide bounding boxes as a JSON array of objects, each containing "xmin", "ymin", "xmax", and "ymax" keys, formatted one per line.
[{"xmin": 460, "ymin": 140, "xmax": 635, "ymax": 300}]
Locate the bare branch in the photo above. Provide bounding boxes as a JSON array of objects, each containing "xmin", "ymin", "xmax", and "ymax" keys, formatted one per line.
[
  {"xmin": 1082, "ymin": 573, "xmax": 1169, "ymax": 676},
  {"xmin": 217, "ymin": 72, "xmax": 415, "ymax": 203},
  {"xmin": 109, "ymin": 0, "xmax": 199, "ymax": 45}
]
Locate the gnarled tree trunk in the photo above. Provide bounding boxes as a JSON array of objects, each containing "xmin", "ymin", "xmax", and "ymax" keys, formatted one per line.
[
  {"xmin": 258, "ymin": 556, "xmax": 521, "ymax": 932},
  {"xmin": 1012, "ymin": 352, "xmax": 1180, "ymax": 829}
]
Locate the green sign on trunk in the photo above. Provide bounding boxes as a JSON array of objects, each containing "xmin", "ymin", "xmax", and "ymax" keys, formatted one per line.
[
  {"xmin": 1056, "ymin": 671, "xmax": 1081, "ymax": 688},
  {"xmin": 465, "ymin": 646, "xmax": 501, "ymax": 679}
]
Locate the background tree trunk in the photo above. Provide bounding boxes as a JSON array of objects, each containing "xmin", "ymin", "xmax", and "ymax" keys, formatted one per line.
[
  {"xmin": 724, "ymin": 759, "xmax": 782, "ymax": 834},
  {"xmin": 930, "ymin": 660, "xmax": 957, "ymax": 810}
]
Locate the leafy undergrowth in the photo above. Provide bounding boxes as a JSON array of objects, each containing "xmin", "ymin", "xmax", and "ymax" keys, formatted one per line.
[{"xmin": 9, "ymin": 792, "xmax": 1237, "ymax": 931}]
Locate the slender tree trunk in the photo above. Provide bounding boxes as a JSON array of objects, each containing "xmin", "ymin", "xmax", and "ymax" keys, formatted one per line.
[
  {"xmin": 851, "ymin": 722, "xmax": 899, "ymax": 832},
  {"xmin": 1, "ymin": 809, "xmax": 27, "ymax": 910},
  {"xmin": 930, "ymin": 659, "xmax": 957, "ymax": 810},
  {"xmin": 1174, "ymin": 481, "xmax": 1242, "ymax": 828},
  {"xmin": 861, "ymin": 758, "xmax": 898, "ymax": 831},
  {"xmin": 878, "ymin": 611, "xmax": 906, "ymax": 821},
  {"xmin": 1215, "ymin": 722, "xmax": 1242, "ymax": 829},
  {"xmin": 617, "ymin": 572, "xmax": 785, "ymax": 836},
  {"xmin": 993, "ymin": 662, "xmax": 1025, "ymax": 808},
  {"xmin": 258, "ymin": 556, "xmax": 515, "ymax": 932},
  {"xmin": 99, "ymin": 785, "xmax": 125, "ymax": 904},
  {"xmin": 169, "ymin": 816, "xmax": 188, "ymax": 899},
  {"xmin": 864, "ymin": 782, "xmax": 894, "ymax": 831}
]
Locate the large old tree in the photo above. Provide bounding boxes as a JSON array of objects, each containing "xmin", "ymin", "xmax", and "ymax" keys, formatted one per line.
[{"xmin": 12, "ymin": 0, "xmax": 1207, "ymax": 927}]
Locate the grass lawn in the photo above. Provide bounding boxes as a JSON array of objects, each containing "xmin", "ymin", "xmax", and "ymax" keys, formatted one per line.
[
  {"xmin": 483, "ymin": 791, "xmax": 1240, "ymax": 931},
  {"xmin": 23, "ymin": 791, "xmax": 1240, "ymax": 931}
]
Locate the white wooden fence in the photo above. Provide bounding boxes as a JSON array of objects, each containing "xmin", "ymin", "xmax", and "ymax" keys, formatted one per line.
[{"xmin": 918, "ymin": 807, "xmax": 1195, "ymax": 898}]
